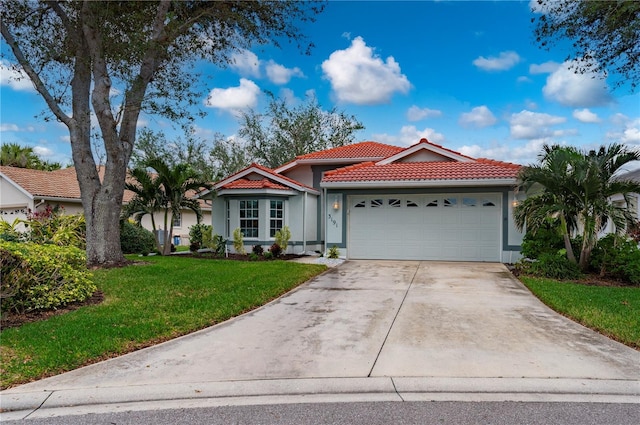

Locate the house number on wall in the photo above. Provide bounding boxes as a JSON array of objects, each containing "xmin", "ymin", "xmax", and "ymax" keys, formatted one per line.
[{"xmin": 327, "ymin": 213, "xmax": 338, "ymax": 228}]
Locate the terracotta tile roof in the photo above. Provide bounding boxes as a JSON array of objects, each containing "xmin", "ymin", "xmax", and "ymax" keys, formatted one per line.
[
  {"xmin": 0, "ymin": 165, "xmax": 210, "ymax": 208},
  {"xmin": 288, "ymin": 141, "xmax": 404, "ymax": 161},
  {"xmin": 216, "ymin": 162, "xmax": 316, "ymax": 192},
  {"xmin": 220, "ymin": 178, "xmax": 290, "ymax": 190},
  {"xmin": 322, "ymin": 161, "xmax": 521, "ymax": 183}
]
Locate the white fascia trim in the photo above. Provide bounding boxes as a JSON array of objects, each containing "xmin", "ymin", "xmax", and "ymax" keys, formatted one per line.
[
  {"xmin": 320, "ymin": 178, "xmax": 517, "ymax": 189},
  {"xmin": 274, "ymin": 157, "xmax": 386, "ymax": 174},
  {"xmin": 0, "ymin": 172, "xmax": 34, "ymax": 200},
  {"xmin": 216, "ymin": 188, "xmax": 299, "ymax": 197},
  {"xmin": 214, "ymin": 166, "xmax": 319, "ymax": 195},
  {"xmin": 377, "ymin": 143, "xmax": 474, "ymax": 165},
  {"xmin": 35, "ymin": 196, "xmax": 83, "ymax": 204}
]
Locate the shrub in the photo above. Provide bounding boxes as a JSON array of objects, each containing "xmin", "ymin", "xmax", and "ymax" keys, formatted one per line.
[
  {"xmin": 22, "ymin": 205, "xmax": 86, "ymax": 249},
  {"xmin": 212, "ymin": 234, "xmax": 227, "ymax": 256},
  {"xmin": 233, "ymin": 228, "xmax": 245, "ymax": 254},
  {"xmin": 249, "ymin": 253, "xmax": 259, "ymax": 261},
  {"xmin": 518, "ymin": 249, "xmax": 581, "ymax": 281},
  {"xmin": 252, "ymin": 244, "xmax": 264, "ymax": 255},
  {"xmin": 120, "ymin": 220, "xmax": 156, "ymax": 254},
  {"xmin": 269, "ymin": 243, "xmax": 282, "ymax": 257},
  {"xmin": 590, "ymin": 234, "xmax": 640, "ymax": 284},
  {"xmin": 274, "ymin": 225, "xmax": 291, "ymax": 253},
  {"xmin": 0, "ymin": 218, "xmax": 24, "ymax": 242},
  {"xmin": 263, "ymin": 251, "xmax": 273, "ymax": 260},
  {"xmin": 520, "ymin": 225, "xmax": 564, "ymax": 259},
  {"xmin": 0, "ymin": 241, "xmax": 96, "ymax": 314},
  {"xmin": 328, "ymin": 245, "xmax": 340, "ymax": 259},
  {"xmin": 189, "ymin": 224, "xmax": 212, "ymax": 249}
]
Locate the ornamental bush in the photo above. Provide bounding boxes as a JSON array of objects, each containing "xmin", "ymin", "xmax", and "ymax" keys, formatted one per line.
[
  {"xmin": 590, "ymin": 234, "xmax": 640, "ymax": 285},
  {"xmin": 120, "ymin": 220, "xmax": 156, "ymax": 255},
  {"xmin": 0, "ymin": 241, "xmax": 96, "ymax": 314},
  {"xmin": 274, "ymin": 225, "xmax": 291, "ymax": 253}
]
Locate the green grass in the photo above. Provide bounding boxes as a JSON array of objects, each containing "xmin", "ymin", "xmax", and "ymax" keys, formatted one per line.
[
  {"xmin": 521, "ymin": 277, "xmax": 640, "ymax": 349},
  {"xmin": 0, "ymin": 256, "xmax": 326, "ymax": 389}
]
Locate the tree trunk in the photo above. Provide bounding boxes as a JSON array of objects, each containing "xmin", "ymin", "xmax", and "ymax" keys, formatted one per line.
[{"xmin": 559, "ymin": 214, "xmax": 577, "ymax": 263}]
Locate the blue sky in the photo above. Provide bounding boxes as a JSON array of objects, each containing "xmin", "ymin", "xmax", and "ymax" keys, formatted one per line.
[{"xmin": 1, "ymin": 0, "xmax": 639, "ymax": 171}]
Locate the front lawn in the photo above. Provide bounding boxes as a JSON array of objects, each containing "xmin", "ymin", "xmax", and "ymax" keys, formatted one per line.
[
  {"xmin": 0, "ymin": 256, "xmax": 326, "ymax": 389},
  {"xmin": 520, "ymin": 277, "xmax": 640, "ymax": 349}
]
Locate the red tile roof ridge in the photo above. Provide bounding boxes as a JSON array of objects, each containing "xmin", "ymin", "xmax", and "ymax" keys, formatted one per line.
[
  {"xmin": 411, "ymin": 138, "xmax": 476, "ymax": 160},
  {"xmin": 476, "ymin": 158, "xmax": 522, "ymax": 169},
  {"xmin": 289, "ymin": 141, "xmax": 403, "ymax": 161}
]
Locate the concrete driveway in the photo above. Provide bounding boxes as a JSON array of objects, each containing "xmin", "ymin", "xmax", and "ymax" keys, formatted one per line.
[{"xmin": 2, "ymin": 261, "xmax": 639, "ymax": 418}]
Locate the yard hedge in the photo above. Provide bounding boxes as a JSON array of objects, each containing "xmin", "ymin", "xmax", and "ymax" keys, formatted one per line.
[{"xmin": 0, "ymin": 241, "xmax": 96, "ymax": 314}]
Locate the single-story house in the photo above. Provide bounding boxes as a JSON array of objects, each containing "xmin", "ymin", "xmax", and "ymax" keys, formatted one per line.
[
  {"xmin": 603, "ymin": 168, "xmax": 640, "ymax": 235},
  {"xmin": 0, "ymin": 165, "xmax": 211, "ymax": 246},
  {"xmin": 209, "ymin": 139, "xmax": 525, "ymax": 263}
]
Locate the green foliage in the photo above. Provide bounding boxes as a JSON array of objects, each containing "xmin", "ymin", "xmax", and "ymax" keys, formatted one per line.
[
  {"xmin": 249, "ymin": 253, "xmax": 260, "ymax": 261},
  {"xmin": 532, "ymin": 0, "xmax": 640, "ymax": 91},
  {"xmin": 518, "ymin": 250, "xmax": 582, "ymax": 281},
  {"xmin": 120, "ymin": 220, "xmax": 156, "ymax": 255},
  {"xmin": 0, "ymin": 143, "xmax": 62, "ymax": 170},
  {"xmin": 263, "ymin": 251, "xmax": 273, "ymax": 260},
  {"xmin": 21, "ymin": 205, "xmax": 86, "ymax": 249},
  {"xmin": 0, "ymin": 241, "xmax": 96, "ymax": 314},
  {"xmin": 189, "ymin": 223, "xmax": 213, "ymax": 251},
  {"xmin": 233, "ymin": 228, "xmax": 245, "ymax": 255},
  {"xmin": 252, "ymin": 244, "xmax": 264, "ymax": 255},
  {"xmin": 274, "ymin": 225, "xmax": 291, "ymax": 253},
  {"xmin": 212, "ymin": 235, "xmax": 227, "ymax": 257},
  {"xmin": 520, "ymin": 225, "xmax": 564, "ymax": 259},
  {"xmin": 269, "ymin": 243, "xmax": 282, "ymax": 258},
  {"xmin": 328, "ymin": 245, "xmax": 340, "ymax": 259},
  {"xmin": 240, "ymin": 94, "xmax": 365, "ymax": 168},
  {"xmin": 590, "ymin": 234, "xmax": 640, "ymax": 284},
  {"xmin": 0, "ymin": 218, "xmax": 24, "ymax": 242}
]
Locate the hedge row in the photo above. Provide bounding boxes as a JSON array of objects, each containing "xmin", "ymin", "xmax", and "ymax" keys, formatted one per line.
[{"xmin": 0, "ymin": 241, "xmax": 96, "ymax": 314}]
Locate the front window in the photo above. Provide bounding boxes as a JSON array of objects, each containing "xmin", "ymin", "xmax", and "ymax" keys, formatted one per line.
[
  {"xmin": 239, "ymin": 200, "xmax": 259, "ymax": 238},
  {"xmin": 270, "ymin": 200, "xmax": 284, "ymax": 237},
  {"xmin": 172, "ymin": 212, "xmax": 182, "ymax": 227}
]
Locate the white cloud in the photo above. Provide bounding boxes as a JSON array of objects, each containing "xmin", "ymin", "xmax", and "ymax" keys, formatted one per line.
[
  {"xmin": 529, "ymin": 61, "xmax": 560, "ymax": 74},
  {"xmin": 204, "ymin": 78, "xmax": 261, "ymax": 112},
  {"xmin": 265, "ymin": 60, "xmax": 304, "ymax": 85},
  {"xmin": 606, "ymin": 117, "xmax": 640, "ymax": 146},
  {"xmin": 543, "ymin": 60, "xmax": 612, "ymax": 107},
  {"xmin": 458, "ymin": 106, "xmax": 497, "ymax": 128},
  {"xmin": 230, "ymin": 50, "xmax": 261, "ymax": 77},
  {"xmin": 510, "ymin": 110, "xmax": 567, "ymax": 139},
  {"xmin": 472, "ymin": 51, "xmax": 521, "ymax": 72},
  {"xmin": 0, "ymin": 123, "xmax": 19, "ymax": 132},
  {"xmin": 374, "ymin": 125, "xmax": 445, "ymax": 147},
  {"xmin": 406, "ymin": 105, "xmax": 442, "ymax": 122},
  {"xmin": 0, "ymin": 60, "xmax": 35, "ymax": 92},
  {"xmin": 517, "ymin": 76, "xmax": 532, "ymax": 83},
  {"xmin": 572, "ymin": 108, "xmax": 601, "ymax": 123},
  {"xmin": 33, "ymin": 146, "xmax": 54, "ymax": 157},
  {"xmin": 321, "ymin": 36, "xmax": 411, "ymax": 105},
  {"xmin": 458, "ymin": 139, "xmax": 550, "ymax": 165}
]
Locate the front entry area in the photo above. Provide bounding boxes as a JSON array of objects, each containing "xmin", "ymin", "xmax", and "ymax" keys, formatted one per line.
[{"xmin": 348, "ymin": 194, "xmax": 501, "ymax": 261}]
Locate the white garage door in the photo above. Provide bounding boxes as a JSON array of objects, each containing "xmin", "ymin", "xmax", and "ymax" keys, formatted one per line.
[{"xmin": 348, "ymin": 194, "xmax": 501, "ymax": 261}]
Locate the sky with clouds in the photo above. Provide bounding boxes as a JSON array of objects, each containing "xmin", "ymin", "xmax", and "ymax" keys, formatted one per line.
[{"xmin": 1, "ymin": 1, "xmax": 639, "ymax": 171}]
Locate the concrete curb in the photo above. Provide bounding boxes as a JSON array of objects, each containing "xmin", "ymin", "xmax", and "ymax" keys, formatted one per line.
[{"xmin": 2, "ymin": 377, "xmax": 639, "ymax": 420}]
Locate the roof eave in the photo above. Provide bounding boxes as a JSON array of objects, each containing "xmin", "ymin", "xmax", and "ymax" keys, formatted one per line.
[{"xmin": 217, "ymin": 188, "xmax": 300, "ymax": 197}]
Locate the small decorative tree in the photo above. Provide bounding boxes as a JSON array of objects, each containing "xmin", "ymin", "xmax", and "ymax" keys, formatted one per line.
[
  {"xmin": 233, "ymin": 228, "xmax": 245, "ymax": 255},
  {"xmin": 274, "ymin": 225, "xmax": 291, "ymax": 254}
]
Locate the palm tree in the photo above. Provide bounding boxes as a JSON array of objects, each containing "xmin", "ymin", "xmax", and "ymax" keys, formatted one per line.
[
  {"xmin": 514, "ymin": 145, "xmax": 583, "ymax": 263},
  {"xmin": 0, "ymin": 143, "xmax": 61, "ymax": 170},
  {"xmin": 144, "ymin": 157, "xmax": 213, "ymax": 255},
  {"xmin": 515, "ymin": 143, "xmax": 640, "ymax": 270},
  {"xmin": 123, "ymin": 167, "xmax": 166, "ymax": 253}
]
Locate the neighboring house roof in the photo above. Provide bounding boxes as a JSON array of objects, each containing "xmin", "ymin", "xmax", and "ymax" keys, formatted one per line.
[
  {"xmin": 618, "ymin": 168, "xmax": 640, "ymax": 183},
  {"xmin": 0, "ymin": 165, "xmax": 210, "ymax": 210},
  {"xmin": 274, "ymin": 141, "xmax": 404, "ymax": 173},
  {"xmin": 213, "ymin": 163, "xmax": 320, "ymax": 195}
]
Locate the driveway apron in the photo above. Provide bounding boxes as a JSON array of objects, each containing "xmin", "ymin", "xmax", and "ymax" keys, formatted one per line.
[{"xmin": 5, "ymin": 260, "xmax": 639, "ymax": 393}]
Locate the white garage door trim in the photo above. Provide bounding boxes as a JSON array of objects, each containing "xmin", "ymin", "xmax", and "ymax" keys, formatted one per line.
[{"xmin": 347, "ymin": 193, "xmax": 501, "ymax": 261}]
